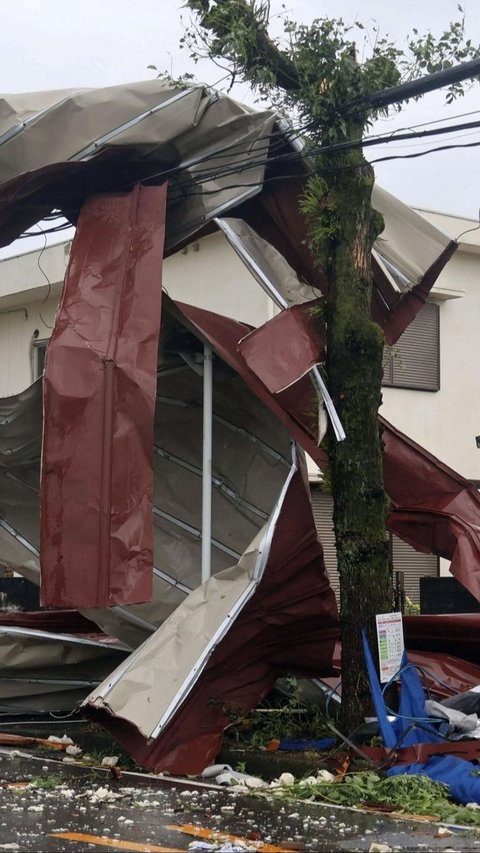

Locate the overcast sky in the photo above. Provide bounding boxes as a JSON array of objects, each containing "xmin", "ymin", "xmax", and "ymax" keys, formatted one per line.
[{"xmin": 1, "ymin": 0, "xmax": 480, "ymax": 251}]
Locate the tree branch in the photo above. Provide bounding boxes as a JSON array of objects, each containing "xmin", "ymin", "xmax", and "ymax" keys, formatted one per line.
[{"xmin": 188, "ymin": 0, "xmax": 301, "ymax": 92}]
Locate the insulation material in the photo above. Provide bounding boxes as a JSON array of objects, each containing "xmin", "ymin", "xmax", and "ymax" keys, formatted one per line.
[{"xmin": 40, "ymin": 183, "xmax": 167, "ymax": 608}]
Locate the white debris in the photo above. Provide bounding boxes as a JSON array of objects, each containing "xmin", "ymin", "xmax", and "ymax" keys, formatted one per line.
[
  {"xmin": 101, "ymin": 756, "xmax": 119, "ymax": 768},
  {"xmin": 368, "ymin": 844, "xmax": 392, "ymax": 853},
  {"xmin": 271, "ymin": 772, "xmax": 295, "ymax": 787},
  {"xmin": 47, "ymin": 735, "xmax": 74, "ymax": 746},
  {"xmin": 88, "ymin": 786, "xmax": 123, "ymax": 804},
  {"xmin": 27, "ymin": 805, "xmax": 44, "ymax": 812},
  {"xmin": 299, "ymin": 776, "xmax": 318, "ymax": 786},
  {"xmin": 93, "ymin": 787, "xmax": 109, "ymax": 801},
  {"xmin": 58, "ymin": 789, "xmax": 75, "ymax": 799},
  {"xmin": 0, "ymin": 845, "xmax": 21, "ymax": 851},
  {"xmin": 316, "ymin": 769, "xmax": 335, "ymax": 782},
  {"xmin": 62, "ymin": 757, "xmax": 77, "ymax": 764},
  {"xmin": 244, "ymin": 776, "xmax": 266, "ymax": 789},
  {"xmin": 65, "ymin": 745, "xmax": 82, "ymax": 756},
  {"xmin": 436, "ymin": 827, "xmax": 454, "ymax": 838}
]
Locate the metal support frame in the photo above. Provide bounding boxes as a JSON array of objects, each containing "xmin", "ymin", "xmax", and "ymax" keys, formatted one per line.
[{"xmin": 201, "ymin": 344, "xmax": 213, "ymax": 585}]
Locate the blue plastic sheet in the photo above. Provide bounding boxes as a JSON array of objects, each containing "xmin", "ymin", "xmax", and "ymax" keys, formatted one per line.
[
  {"xmin": 361, "ymin": 628, "xmax": 442, "ymax": 749},
  {"xmin": 362, "ymin": 628, "xmax": 480, "ymax": 805},
  {"xmin": 388, "ymin": 755, "xmax": 480, "ymax": 805}
]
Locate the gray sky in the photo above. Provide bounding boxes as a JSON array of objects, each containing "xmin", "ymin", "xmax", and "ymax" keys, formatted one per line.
[{"xmin": 1, "ymin": 0, "xmax": 480, "ymax": 238}]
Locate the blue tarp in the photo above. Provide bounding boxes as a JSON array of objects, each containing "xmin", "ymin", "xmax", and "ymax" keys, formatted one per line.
[
  {"xmin": 388, "ymin": 755, "xmax": 480, "ymax": 805},
  {"xmin": 362, "ymin": 628, "xmax": 480, "ymax": 804},
  {"xmin": 361, "ymin": 628, "xmax": 441, "ymax": 749}
]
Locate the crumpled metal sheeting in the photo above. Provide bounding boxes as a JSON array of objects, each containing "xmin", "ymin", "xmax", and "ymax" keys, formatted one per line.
[
  {"xmin": 0, "ymin": 79, "xmax": 455, "ymax": 342},
  {"xmin": 171, "ymin": 299, "xmax": 330, "ymax": 470},
  {"xmin": 238, "ymin": 301, "xmax": 325, "ymax": 395},
  {"xmin": 0, "ymin": 80, "xmax": 276, "ymax": 251},
  {"xmin": 0, "ymin": 298, "xmax": 296, "ymax": 647},
  {"xmin": 40, "ymin": 184, "xmax": 167, "ymax": 609},
  {"xmin": 237, "ymin": 178, "xmax": 456, "ymax": 344},
  {"xmin": 0, "ymin": 379, "xmax": 42, "ymax": 463},
  {"xmin": 404, "ymin": 614, "xmax": 480, "ymax": 665},
  {"xmin": 371, "ymin": 185, "xmax": 454, "ymax": 293},
  {"xmin": 83, "ymin": 462, "xmax": 339, "ymax": 775},
  {"xmin": 0, "ymin": 83, "xmax": 204, "ymax": 179},
  {"xmin": 383, "ymin": 421, "xmax": 480, "ymax": 604},
  {"xmin": 0, "ymin": 626, "xmax": 127, "ymax": 712},
  {"xmin": 215, "ymin": 217, "xmax": 321, "ymax": 309},
  {"xmin": 152, "ymin": 362, "xmax": 291, "ymax": 591},
  {"xmin": 176, "ymin": 299, "xmax": 480, "ymax": 610}
]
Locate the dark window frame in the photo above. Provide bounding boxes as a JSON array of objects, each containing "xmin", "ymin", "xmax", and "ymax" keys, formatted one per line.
[{"xmin": 33, "ymin": 339, "xmax": 48, "ymax": 379}]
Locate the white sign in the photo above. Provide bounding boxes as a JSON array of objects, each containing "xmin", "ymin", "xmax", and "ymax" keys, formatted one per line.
[{"xmin": 376, "ymin": 611, "xmax": 405, "ymax": 684}]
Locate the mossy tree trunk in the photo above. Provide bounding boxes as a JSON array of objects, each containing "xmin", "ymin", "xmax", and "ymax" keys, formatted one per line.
[{"xmin": 315, "ymin": 143, "xmax": 392, "ymax": 730}]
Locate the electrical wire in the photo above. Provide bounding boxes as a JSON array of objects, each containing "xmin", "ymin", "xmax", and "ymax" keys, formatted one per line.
[
  {"xmin": 117, "ymin": 115, "xmax": 480, "ymax": 200},
  {"xmin": 12, "ymin": 113, "xmax": 480, "ymax": 242},
  {"xmin": 35, "ymin": 226, "xmax": 54, "ymax": 330},
  {"xmin": 455, "ymin": 207, "xmax": 480, "ymax": 242}
]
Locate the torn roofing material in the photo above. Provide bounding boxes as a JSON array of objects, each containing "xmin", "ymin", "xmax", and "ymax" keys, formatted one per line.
[
  {"xmin": 2, "ymin": 294, "xmax": 480, "ymax": 770},
  {"xmin": 0, "ymin": 79, "xmax": 455, "ymax": 341},
  {"xmin": 0, "ymin": 624, "xmax": 127, "ymax": 712},
  {"xmin": 82, "ymin": 454, "xmax": 339, "ymax": 774},
  {"xmin": 40, "ymin": 183, "xmax": 167, "ymax": 609},
  {"xmin": 0, "ymin": 295, "xmax": 315, "ymax": 644}
]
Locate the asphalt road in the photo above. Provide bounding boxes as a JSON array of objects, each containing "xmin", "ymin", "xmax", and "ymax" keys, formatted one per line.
[{"xmin": 0, "ymin": 749, "xmax": 478, "ymax": 852}]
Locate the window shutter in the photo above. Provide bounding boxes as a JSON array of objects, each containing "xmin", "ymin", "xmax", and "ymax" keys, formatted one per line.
[
  {"xmin": 391, "ymin": 536, "xmax": 438, "ymax": 603},
  {"xmin": 383, "ymin": 301, "xmax": 440, "ymax": 391},
  {"xmin": 310, "ymin": 488, "xmax": 438, "ymax": 604}
]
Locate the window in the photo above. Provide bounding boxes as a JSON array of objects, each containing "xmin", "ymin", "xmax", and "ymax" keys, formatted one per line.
[
  {"xmin": 382, "ymin": 301, "xmax": 440, "ymax": 391},
  {"xmin": 33, "ymin": 339, "xmax": 48, "ymax": 379}
]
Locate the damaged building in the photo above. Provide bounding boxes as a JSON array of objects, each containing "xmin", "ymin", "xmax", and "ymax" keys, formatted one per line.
[{"xmin": 0, "ymin": 79, "xmax": 479, "ymax": 772}]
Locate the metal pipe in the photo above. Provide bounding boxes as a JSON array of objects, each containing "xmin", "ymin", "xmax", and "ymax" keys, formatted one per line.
[
  {"xmin": 201, "ymin": 344, "xmax": 213, "ymax": 584},
  {"xmin": 214, "ymin": 217, "xmax": 345, "ymax": 441}
]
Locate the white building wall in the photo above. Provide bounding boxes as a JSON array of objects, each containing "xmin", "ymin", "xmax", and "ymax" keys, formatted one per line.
[
  {"xmin": 0, "ymin": 211, "xmax": 478, "ymax": 487},
  {"xmin": 0, "ymin": 232, "xmax": 276, "ymax": 398},
  {"xmin": 381, "ymin": 213, "xmax": 480, "ymax": 483}
]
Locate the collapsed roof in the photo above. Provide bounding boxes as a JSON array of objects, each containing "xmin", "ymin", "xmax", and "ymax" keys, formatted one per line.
[
  {"xmin": 0, "ymin": 79, "xmax": 475, "ymax": 772},
  {"xmin": 0, "ymin": 79, "xmax": 455, "ymax": 344}
]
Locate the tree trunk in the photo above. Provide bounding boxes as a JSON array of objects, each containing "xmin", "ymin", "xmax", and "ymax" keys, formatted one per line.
[{"xmin": 321, "ymin": 149, "xmax": 392, "ymax": 730}]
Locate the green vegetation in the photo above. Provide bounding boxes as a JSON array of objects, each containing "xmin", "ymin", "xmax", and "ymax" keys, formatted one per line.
[{"xmin": 275, "ymin": 770, "xmax": 480, "ymax": 827}]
